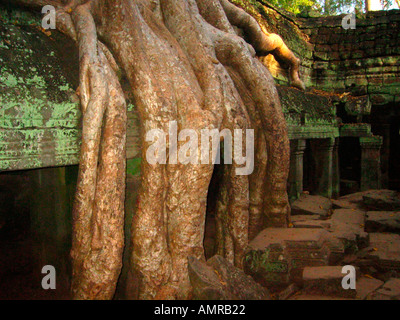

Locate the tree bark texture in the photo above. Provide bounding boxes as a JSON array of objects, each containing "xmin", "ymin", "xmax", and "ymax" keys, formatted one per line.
[{"xmin": 12, "ymin": 0, "xmax": 301, "ymax": 300}]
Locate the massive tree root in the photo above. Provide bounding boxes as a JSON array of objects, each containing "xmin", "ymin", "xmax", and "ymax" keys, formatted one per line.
[
  {"xmin": 219, "ymin": 0, "xmax": 305, "ymax": 90},
  {"xmin": 13, "ymin": 0, "xmax": 300, "ymax": 299}
]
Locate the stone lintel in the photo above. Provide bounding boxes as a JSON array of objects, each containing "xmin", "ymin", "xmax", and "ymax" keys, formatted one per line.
[{"xmin": 360, "ymin": 136, "xmax": 383, "ymax": 149}]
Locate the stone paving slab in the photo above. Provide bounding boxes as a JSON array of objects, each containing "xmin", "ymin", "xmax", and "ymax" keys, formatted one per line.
[
  {"xmin": 291, "ymin": 194, "xmax": 332, "ymax": 216},
  {"xmin": 291, "ymin": 215, "xmax": 331, "ymax": 229},
  {"xmin": 356, "ymin": 277, "xmax": 384, "ymax": 300},
  {"xmin": 368, "ymin": 233, "xmax": 400, "ymax": 271},
  {"xmin": 244, "ymin": 228, "xmax": 344, "ymax": 288},
  {"xmin": 332, "ymin": 198, "xmax": 362, "ymax": 210},
  {"xmin": 331, "ymin": 209, "xmax": 365, "ymax": 225},
  {"xmin": 302, "ymin": 266, "xmax": 358, "ymax": 298},
  {"xmin": 365, "ymin": 211, "xmax": 400, "ymax": 233},
  {"xmin": 188, "ymin": 255, "xmax": 271, "ymax": 300},
  {"xmin": 362, "ymin": 190, "xmax": 400, "ymax": 211},
  {"xmin": 330, "ymin": 209, "xmax": 369, "ymax": 250},
  {"xmin": 369, "ymin": 278, "xmax": 400, "ymax": 300}
]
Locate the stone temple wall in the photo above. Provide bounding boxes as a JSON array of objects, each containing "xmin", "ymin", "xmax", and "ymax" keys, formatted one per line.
[
  {"xmin": 0, "ymin": 7, "xmax": 140, "ymax": 171},
  {"xmin": 302, "ymin": 11, "xmax": 400, "ymax": 106},
  {"xmin": 231, "ymin": 1, "xmax": 400, "ymax": 193},
  {"xmin": 1, "ymin": 2, "xmax": 399, "ymax": 194},
  {"xmin": 233, "ymin": 0, "xmax": 400, "ymax": 105}
]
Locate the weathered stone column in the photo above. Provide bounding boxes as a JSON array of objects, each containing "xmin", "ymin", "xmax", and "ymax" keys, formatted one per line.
[
  {"xmin": 311, "ymin": 138, "xmax": 335, "ymax": 198},
  {"xmin": 332, "ymin": 138, "xmax": 340, "ymax": 199},
  {"xmin": 371, "ymin": 124, "xmax": 390, "ymax": 189},
  {"xmin": 288, "ymin": 139, "xmax": 306, "ymax": 201},
  {"xmin": 360, "ymin": 136, "xmax": 383, "ymax": 191}
]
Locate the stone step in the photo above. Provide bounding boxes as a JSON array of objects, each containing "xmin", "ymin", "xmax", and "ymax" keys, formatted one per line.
[
  {"xmin": 367, "ymin": 233, "xmax": 400, "ymax": 272},
  {"xmin": 333, "ymin": 190, "xmax": 400, "ymax": 212},
  {"xmin": 330, "ymin": 209, "xmax": 369, "ymax": 250},
  {"xmin": 291, "ymin": 194, "xmax": 332, "ymax": 217},
  {"xmin": 292, "ymin": 208, "xmax": 369, "ymax": 250},
  {"xmin": 362, "ymin": 190, "xmax": 400, "ymax": 211},
  {"xmin": 188, "ymin": 255, "xmax": 271, "ymax": 300},
  {"xmin": 369, "ymin": 278, "xmax": 400, "ymax": 300},
  {"xmin": 333, "ymin": 191, "xmax": 368, "ymax": 210},
  {"xmin": 332, "ymin": 198, "xmax": 361, "ymax": 210},
  {"xmin": 365, "ymin": 211, "xmax": 400, "ymax": 233},
  {"xmin": 331, "ymin": 209, "xmax": 365, "ymax": 225},
  {"xmin": 302, "ymin": 266, "xmax": 358, "ymax": 298},
  {"xmin": 356, "ymin": 277, "xmax": 384, "ymax": 300},
  {"xmin": 244, "ymin": 228, "xmax": 344, "ymax": 288},
  {"xmin": 291, "ymin": 215, "xmax": 331, "ymax": 229}
]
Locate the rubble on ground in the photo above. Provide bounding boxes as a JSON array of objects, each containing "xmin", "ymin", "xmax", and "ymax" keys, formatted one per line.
[
  {"xmin": 369, "ymin": 278, "xmax": 400, "ymax": 300},
  {"xmin": 367, "ymin": 233, "xmax": 400, "ymax": 272},
  {"xmin": 188, "ymin": 255, "xmax": 271, "ymax": 300},
  {"xmin": 302, "ymin": 266, "xmax": 358, "ymax": 298},
  {"xmin": 356, "ymin": 277, "xmax": 384, "ymax": 300},
  {"xmin": 243, "ymin": 228, "xmax": 344, "ymax": 288},
  {"xmin": 291, "ymin": 194, "xmax": 332, "ymax": 216},
  {"xmin": 362, "ymin": 190, "xmax": 400, "ymax": 211},
  {"xmin": 291, "ymin": 215, "xmax": 331, "ymax": 229},
  {"xmin": 365, "ymin": 211, "xmax": 400, "ymax": 233},
  {"xmin": 240, "ymin": 190, "xmax": 400, "ymax": 300}
]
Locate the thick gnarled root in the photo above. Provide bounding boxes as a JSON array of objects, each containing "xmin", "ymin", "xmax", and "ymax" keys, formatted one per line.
[
  {"xmin": 15, "ymin": 0, "xmax": 292, "ymax": 300},
  {"xmin": 62, "ymin": 2, "xmax": 127, "ymax": 300},
  {"xmin": 220, "ymin": 0, "xmax": 305, "ymax": 90}
]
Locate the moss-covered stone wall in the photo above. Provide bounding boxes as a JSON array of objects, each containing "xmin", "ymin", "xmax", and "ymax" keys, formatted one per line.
[
  {"xmin": 2, "ymin": 2, "xmax": 398, "ymax": 171},
  {"xmin": 232, "ymin": 1, "xmax": 400, "ymax": 105},
  {"xmin": 0, "ymin": 7, "xmax": 139, "ymax": 171}
]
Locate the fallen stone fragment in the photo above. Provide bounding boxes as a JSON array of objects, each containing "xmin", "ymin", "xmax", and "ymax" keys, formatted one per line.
[
  {"xmin": 332, "ymin": 199, "xmax": 361, "ymax": 210},
  {"xmin": 302, "ymin": 266, "xmax": 358, "ymax": 298},
  {"xmin": 332, "ymin": 191, "xmax": 368, "ymax": 210},
  {"xmin": 243, "ymin": 228, "xmax": 344, "ymax": 288},
  {"xmin": 369, "ymin": 278, "xmax": 400, "ymax": 300},
  {"xmin": 330, "ymin": 226, "xmax": 369, "ymax": 252},
  {"xmin": 292, "ymin": 208, "xmax": 370, "ymax": 251},
  {"xmin": 367, "ymin": 233, "xmax": 400, "ymax": 272},
  {"xmin": 291, "ymin": 194, "xmax": 332, "ymax": 216},
  {"xmin": 330, "ymin": 209, "xmax": 369, "ymax": 250},
  {"xmin": 278, "ymin": 283, "xmax": 300, "ymax": 300},
  {"xmin": 341, "ymin": 248, "xmax": 380, "ymax": 269},
  {"xmin": 362, "ymin": 190, "xmax": 400, "ymax": 211},
  {"xmin": 356, "ymin": 277, "xmax": 384, "ymax": 300},
  {"xmin": 188, "ymin": 255, "xmax": 271, "ymax": 300},
  {"xmin": 331, "ymin": 209, "xmax": 365, "ymax": 225},
  {"xmin": 365, "ymin": 211, "xmax": 400, "ymax": 233},
  {"xmin": 291, "ymin": 215, "xmax": 331, "ymax": 229}
]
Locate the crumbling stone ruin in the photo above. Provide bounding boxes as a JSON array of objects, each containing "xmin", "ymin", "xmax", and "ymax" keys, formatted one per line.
[
  {"xmin": 0, "ymin": 1, "xmax": 399, "ymax": 300},
  {"xmin": 242, "ymin": 1, "xmax": 400, "ymax": 199}
]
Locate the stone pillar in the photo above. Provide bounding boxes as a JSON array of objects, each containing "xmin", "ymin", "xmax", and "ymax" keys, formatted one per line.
[
  {"xmin": 332, "ymin": 138, "xmax": 340, "ymax": 199},
  {"xmin": 360, "ymin": 136, "xmax": 383, "ymax": 191},
  {"xmin": 371, "ymin": 124, "xmax": 390, "ymax": 189},
  {"xmin": 288, "ymin": 139, "xmax": 306, "ymax": 201},
  {"xmin": 311, "ymin": 138, "xmax": 335, "ymax": 198}
]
